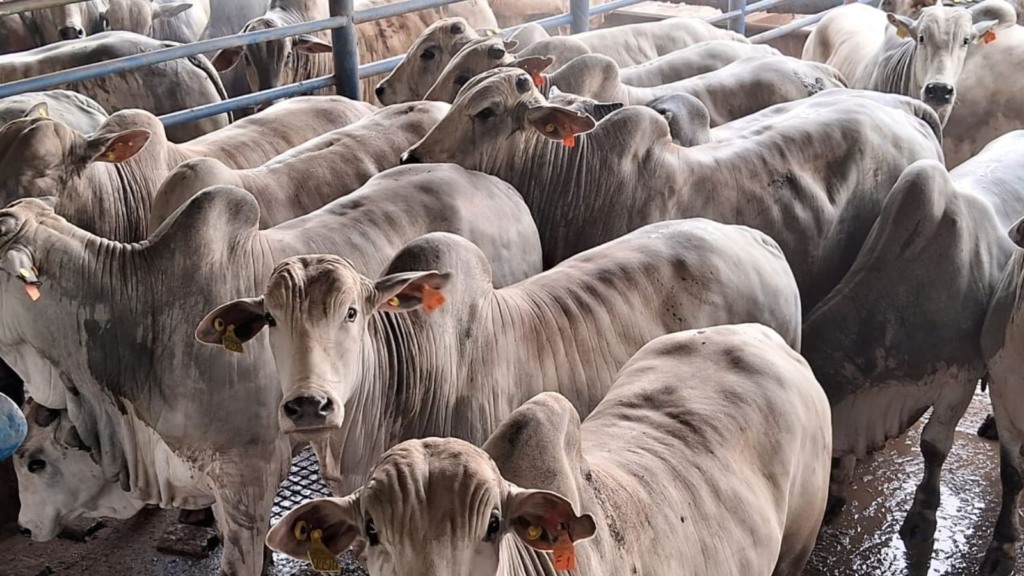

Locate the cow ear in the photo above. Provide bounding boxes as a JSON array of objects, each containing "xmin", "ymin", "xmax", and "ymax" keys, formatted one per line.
[
  {"xmin": 525, "ymin": 105, "xmax": 596, "ymax": 147},
  {"xmin": 506, "ymin": 486, "xmax": 596, "ymax": 552},
  {"xmin": 153, "ymin": 2, "xmax": 192, "ymax": 20},
  {"xmin": 195, "ymin": 297, "xmax": 270, "ymax": 353},
  {"xmin": 887, "ymin": 13, "xmax": 917, "ymax": 39},
  {"xmin": 374, "ymin": 271, "xmax": 451, "ymax": 313},
  {"xmin": 211, "ymin": 47, "xmax": 243, "ymax": 72},
  {"xmin": 972, "ymin": 19, "xmax": 999, "ymax": 43},
  {"xmin": 513, "ymin": 56, "xmax": 554, "ymax": 87},
  {"xmin": 1009, "ymin": 217, "xmax": 1024, "ymax": 248},
  {"xmin": 85, "ymin": 129, "xmax": 151, "ymax": 164},
  {"xmin": 503, "ymin": 39, "xmax": 519, "ymax": 52},
  {"xmin": 266, "ymin": 494, "xmax": 362, "ymax": 559},
  {"xmin": 294, "ymin": 35, "xmax": 333, "ymax": 54},
  {"xmin": 23, "ymin": 102, "xmax": 48, "ymax": 119},
  {"xmin": 61, "ymin": 425, "xmax": 90, "ymax": 452}
]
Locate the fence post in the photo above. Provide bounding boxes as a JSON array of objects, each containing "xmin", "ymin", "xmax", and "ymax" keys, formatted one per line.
[
  {"xmin": 329, "ymin": 0, "xmax": 360, "ymax": 99},
  {"xmin": 727, "ymin": 0, "xmax": 747, "ymax": 35},
  {"xmin": 570, "ymin": 0, "xmax": 590, "ymax": 34}
]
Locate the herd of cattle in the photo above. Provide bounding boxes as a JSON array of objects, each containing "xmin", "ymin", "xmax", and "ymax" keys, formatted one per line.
[{"xmin": 3, "ymin": 0, "xmax": 1024, "ymax": 574}]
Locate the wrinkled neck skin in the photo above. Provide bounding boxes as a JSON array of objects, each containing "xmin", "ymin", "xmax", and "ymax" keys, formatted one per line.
[
  {"xmin": 66, "ymin": 157, "xmax": 165, "ymax": 242},
  {"xmin": 865, "ymin": 34, "xmax": 918, "ymax": 98},
  {"xmin": 310, "ymin": 311, "xmax": 451, "ymax": 496}
]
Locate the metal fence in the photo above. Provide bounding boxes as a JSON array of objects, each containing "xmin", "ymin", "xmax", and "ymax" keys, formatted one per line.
[{"xmin": 0, "ymin": 0, "xmax": 846, "ymax": 129}]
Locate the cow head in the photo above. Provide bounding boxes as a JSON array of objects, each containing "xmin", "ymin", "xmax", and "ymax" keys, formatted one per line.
[
  {"xmin": 886, "ymin": 6, "xmax": 998, "ymax": 125},
  {"xmin": 211, "ymin": 16, "xmax": 332, "ymax": 94},
  {"xmin": 402, "ymin": 68, "xmax": 597, "ymax": 168},
  {"xmin": 33, "ymin": 1, "xmax": 100, "ymax": 43},
  {"xmin": 375, "ymin": 18, "xmax": 481, "ymax": 105},
  {"xmin": 424, "ymin": 37, "xmax": 520, "ymax": 103},
  {"xmin": 101, "ymin": 0, "xmax": 193, "ymax": 37},
  {"xmin": 196, "ymin": 255, "xmax": 451, "ymax": 435},
  {"xmin": 15, "ymin": 400, "xmax": 144, "ymax": 541},
  {"xmin": 0, "ymin": 114, "xmax": 151, "ymax": 207},
  {"xmin": 267, "ymin": 438, "xmax": 595, "ymax": 576}
]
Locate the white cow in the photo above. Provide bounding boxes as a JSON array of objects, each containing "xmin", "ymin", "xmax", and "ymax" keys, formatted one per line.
[{"xmin": 267, "ymin": 324, "xmax": 831, "ymax": 576}]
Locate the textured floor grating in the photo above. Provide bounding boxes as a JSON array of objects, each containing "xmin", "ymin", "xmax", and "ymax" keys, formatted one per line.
[{"xmin": 271, "ymin": 447, "xmax": 334, "ymax": 523}]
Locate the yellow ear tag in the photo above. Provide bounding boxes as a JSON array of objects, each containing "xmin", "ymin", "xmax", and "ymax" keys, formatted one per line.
[
  {"xmin": 545, "ymin": 123, "xmax": 556, "ymax": 133},
  {"xmin": 38, "ymin": 107, "xmax": 47, "ymax": 118},
  {"xmin": 552, "ymin": 533, "xmax": 577, "ymax": 571},
  {"xmin": 525, "ymin": 525, "xmax": 542, "ymax": 541},
  {"xmin": 308, "ymin": 528, "xmax": 341, "ymax": 574},
  {"xmin": 222, "ymin": 325, "xmax": 244, "ymax": 354},
  {"xmin": 388, "ymin": 296, "xmax": 400, "ymax": 307},
  {"xmin": 896, "ymin": 27, "xmax": 909, "ymax": 39},
  {"xmin": 103, "ymin": 151, "xmax": 117, "ymax": 162},
  {"xmin": 983, "ymin": 29, "xmax": 997, "ymax": 44}
]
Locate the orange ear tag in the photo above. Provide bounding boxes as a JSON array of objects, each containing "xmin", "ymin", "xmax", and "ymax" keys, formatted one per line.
[
  {"xmin": 531, "ymin": 71, "xmax": 544, "ymax": 87},
  {"xmin": 420, "ymin": 284, "xmax": 446, "ymax": 312},
  {"xmin": 562, "ymin": 135, "xmax": 576, "ymax": 147},
  {"xmin": 24, "ymin": 284, "xmax": 40, "ymax": 301},
  {"xmin": 552, "ymin": 533, "xmax": 577, "ymax": 571},
  {"xmin": 983, "ymin": 30, "xmax": 997, "ymax": 44}
]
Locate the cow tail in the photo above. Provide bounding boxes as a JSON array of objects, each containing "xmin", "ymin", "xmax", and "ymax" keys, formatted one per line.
[{"xmin": 187, "ymin": 52, "xmax": 234, "ymax": 123}]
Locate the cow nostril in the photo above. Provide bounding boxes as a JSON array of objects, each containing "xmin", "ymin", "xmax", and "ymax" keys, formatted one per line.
[
  {"xmin": 318, "ymin": 398, "xmax": 334, "ymax": 416},
  {"xmin": 18, "ymin": 526, "xmax": 32, "ymax": 538},
  {"xmin": 374, "ymin": 84, "xmax": 386, "ymax": 98},
  {"xmin": 282, "ymin": 401, "xmax": 300, "ymax": 419},
  {"xmin": 400, "ymin": 151, "xmax": 421, "ymax": 165}
]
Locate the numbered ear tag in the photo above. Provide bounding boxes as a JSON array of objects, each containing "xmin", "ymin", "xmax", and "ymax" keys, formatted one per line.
[
  {"xmin": 308, "ymin": 528, "xmax": 341, "ymax": 574},
  {"xmin": 552, "ymin": 533, "xmax": 577, "ymax": 571},
  {"xmin": 222, "ymin": 325, "xmax": 244, "ymax": 354}
]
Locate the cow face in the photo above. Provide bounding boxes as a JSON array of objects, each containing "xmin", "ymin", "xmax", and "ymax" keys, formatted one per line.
[
  {"xmin": 196, "ymin": 255, "xmax": 450, "ymax": 435},
  {"xmin": 887, "ymin": 6, "xmax": 998, "ymax": 125},
  {"xmin": 101, "ymin": 0, "xmax": 193, "ymax": 37},
  {"xmin": 424, "ymin": 37, "xmax": 519, "ymax": 103},
  {"xmin": 267, "ymin": 438, "xmax": 595, "ymax": 576},
  {"xmin": 15, "ymin": 401, "xmax": 143, "ymax": 541},
  {"xmin": 0, "ymin": 116, "xmax": 151, "ymax": 208},
  {"xmin": 375, "ymin": 18, "xmax": 480, "ymax": 105},
  {"xmin": 211, "ymin": 17, "xmax": 332, "ymax": 94},
  {"xmin": 402, "ymin": 68, "xmax": 597, "ymax": 168},
  {"xmin": 33, "ymin": 3, "xmax": 94, "ymax": 43}
]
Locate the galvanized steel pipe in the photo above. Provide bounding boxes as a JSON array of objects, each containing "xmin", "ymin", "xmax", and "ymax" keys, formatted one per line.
[
  {"xmin": 330, "ymin": 0, "xmax": 360, "ymax": 99},
  {"xmin": 0, "ymin": 0, "xmax": 90, "ymax": 17},
  {"xmin": 570, "ymin": 0, "xmax": 590, "ymax": 33}
]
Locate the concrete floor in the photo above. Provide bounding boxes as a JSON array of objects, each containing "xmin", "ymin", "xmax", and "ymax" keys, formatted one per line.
[{"xmin": 0, "ymin": 388, "xmax": 1013, "ymax": 576}]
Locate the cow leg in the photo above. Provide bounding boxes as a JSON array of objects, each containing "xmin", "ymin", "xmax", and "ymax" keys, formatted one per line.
[
  {"xmin": 824, "ymin": 454, "xmax": 856, "ymax": 523},
  {"xmin": 899, "ymin": 380, "xmax": 974, "ymax": 544},
  {"xmin": 212, "ymin": 484, "xmax": 276, "ymax": 576},
  {"xmin": 980, "ymin": 378, "xmax": 1024, "ymax": 576}
]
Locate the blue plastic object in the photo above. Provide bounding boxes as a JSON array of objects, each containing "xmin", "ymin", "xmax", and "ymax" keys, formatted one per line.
[{"xmin": 0, "ymin": 392, "xmax": 27, "ymax": 461}]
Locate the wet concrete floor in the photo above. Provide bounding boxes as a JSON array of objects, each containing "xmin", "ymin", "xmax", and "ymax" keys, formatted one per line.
[{"xmin": 0, "ymin": 388, "xmax": 1014, "ymax": 576}]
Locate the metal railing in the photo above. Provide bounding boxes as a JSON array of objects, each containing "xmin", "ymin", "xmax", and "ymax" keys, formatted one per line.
[{"xmin": 0, "ymin": 0, "xmax": 841, "ymax": 128}]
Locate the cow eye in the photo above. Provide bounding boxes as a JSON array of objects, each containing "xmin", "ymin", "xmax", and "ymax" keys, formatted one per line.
[
  {"xmin": 455, "ymin": 74, "xmax": 471, "ymax": 87},
  {"xmin": 963, "ymin": 36, "xmax": 970, "ymax": 46},
  {"xmin": 484, "ymin": 510, "xmax": 501, "ymax": 542},
  {"xmin": 345, "ymin": 307, "xmax": 357, "ymax": 323},
  {"xmin": 27, "ymin": 459, "xmax": 46, "ymax": 473},
  {"xmin": 365, "ymin": 517, "xmax": 380, "ymax": 546},
  {"xmin": 918, "ymin": 34, "xmax": 925, "ymax": 44},
  {"xmin": 420, "ymin": 49, "xmax": 435, "ymax": 61},
  {"xmin": 475, "ymin": 107, "xmax": 496, "ymax": 121}
]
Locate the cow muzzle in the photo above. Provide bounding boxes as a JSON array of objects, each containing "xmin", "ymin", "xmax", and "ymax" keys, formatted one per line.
[
  {"xmin": 922, "ymin": 82, "xmax": 955, "ymax": 105},
  {"xmin": 58, "ymin": 26, "xmax": 85, "ymax": 40},
  {"xmin": 280, "ymin": 394, "xmax": 340, "ymax": 432}
]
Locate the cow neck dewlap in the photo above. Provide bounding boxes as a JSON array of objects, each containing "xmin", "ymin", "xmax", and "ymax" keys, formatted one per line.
[{"xmin": 311, "ymin": 307, "xmax": 457, "ymax": 496}]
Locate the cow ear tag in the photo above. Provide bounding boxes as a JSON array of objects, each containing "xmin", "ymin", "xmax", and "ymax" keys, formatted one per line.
[
  {"xmin": 531, "ymin": 71, "xmax": 544, "ymax": 87},
  {"xmin": 222, "ymin": 324, "xmax": 244, "ymax": 354},
  {"xmin": 387, "ymin": 296, "xmax": 400, "ymax": 307},
  {"xmin": 526, "ymin": 525, "xmax": 542, "ymax": 541},
  {"xmin": 17, "ymin": 267, "xmax": 40, "ymax": 301},
  {"xmin": 896, "ymin": 27, "xmax": 909, "ymax": 39},
  {"xmin": 553, "ymin": 533, "xmax": 577, "ymax": 571},
  {"xmin": 308, "ymin": 528, "xmax": 341, "ymax": 574},
  {"xmin": 983, "ymin": 29, "xmax": 997, "ymax": 44}
]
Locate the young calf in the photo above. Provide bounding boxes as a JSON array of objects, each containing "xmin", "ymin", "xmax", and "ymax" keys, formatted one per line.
[{"xmin": 267, "ymin": 324, "xmax": 832, "ymax": 576}]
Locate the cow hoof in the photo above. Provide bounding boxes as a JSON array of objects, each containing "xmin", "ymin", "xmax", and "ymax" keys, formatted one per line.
[
  {"xmin": 178, "ymin": 507, "xmax": 216, "ymax": 527},
  {"xmin": 899, "ymin": 509, "xmax": 937, "ymax": 544},
  {"xmin": 980, "ymin": 543, "xmax": 1016, "ymax": 576},
  {"xmin": 978, "ymin": 414, "xmax": 999, "ymax": 441},
  {"xmin": 823, "ymin": 493, "xmax": 847, "ymax": 524}
]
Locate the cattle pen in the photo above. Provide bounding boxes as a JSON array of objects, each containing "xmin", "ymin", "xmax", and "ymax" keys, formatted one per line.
[{"xmin": 0, "ymin": 0, "xmax": 857, "ymax": 132}]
